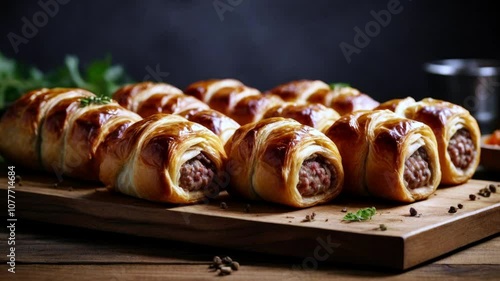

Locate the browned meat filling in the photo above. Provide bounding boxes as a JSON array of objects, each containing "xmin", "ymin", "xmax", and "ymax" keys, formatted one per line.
[
  {"xmin": 179, "ymin": 153, "xmax": 216, "ymax": 192},
  {"xmin": 447, "ymin": 129, "xmax": 475, "ymax": 169},
  {"xmin": 297, "ymin": 155, "xmax": 336, "ymax": 197},
  {"xmin": 404, "ymin": 147, "xmax": 432, "ymax": 189}
]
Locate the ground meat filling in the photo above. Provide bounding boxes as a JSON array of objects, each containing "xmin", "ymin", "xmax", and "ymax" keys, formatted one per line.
[
  {"xmin": 179, "ymin": 153, "xmax": 216, "ymax": 192},
  {"xmin": 404, "ymin": 147, "xmax": 432, "ymax": 189},
  {"xmin": 297, "ymin": 155, "xmax": 336, "ymax": 197},
  {"xmin": 448, "ymin": 129, "xmax": 475, "ymax": 170}
]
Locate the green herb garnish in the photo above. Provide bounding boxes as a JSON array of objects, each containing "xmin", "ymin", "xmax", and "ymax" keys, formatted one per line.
[
  {"xmin": 329, "ymin": 82, "xmax": 351, "ymax": 90},
  {"xmin": 342, "ymin": 207, "xmax": 376, "ymax": 222},
  {"xmin": 80, "ymin": 96, "xmax": 112, "ymax": 107},
  {"xmin": 0, "ymin": 52, "xmax": 132, "ymax": 111}
]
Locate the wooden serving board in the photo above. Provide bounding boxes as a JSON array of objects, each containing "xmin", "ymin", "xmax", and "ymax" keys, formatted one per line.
[{"xmin": 1, "ymin": 172, "xmax": 499, "ymax": 270}]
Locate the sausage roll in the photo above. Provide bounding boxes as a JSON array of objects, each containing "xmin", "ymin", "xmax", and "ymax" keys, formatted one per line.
[
  {"xmin": 177, "ymin": 108, "xmax": 240, "ymax": 145},
  {"xmin": 0, "ymin": 88, "xmax": 141, "ymax": 180},
  {"xmin": 262, "ymin": 102, "xmax": 341, "ymax": 132},
  {"xmin": 266, "ymin": 80, "xmax": 379, "ymax": 115},
  {"xmin": 113, "ymin": 82, "xmax": 209, "ymax": 116},
  {"xmin": 113, "ymin": 82, "xmax": 240, "ymax": 144},
  {"xmin": 376, "ymin": 97, "xmax": 481, "ymax": 185},
  {"xmin": 99, "ymin": 114, "xmax": 227, "ymax": 204},
  {"xmin": 325, "ymin": 110, "xmax": 441, "ymax": 202},
  {"xmin": 225, "ymin": 117, "xmax": 344, "ymax": 208},
  {"xmin": 184, "ymin": 79, "xmax": 284, "ymax": 125}
]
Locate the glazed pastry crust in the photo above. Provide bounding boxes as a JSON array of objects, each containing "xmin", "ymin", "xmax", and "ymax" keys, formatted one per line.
[
  {"xmin": 225, "ymin": 117, "xmax": 344, "ymax": 208},
  {"xmin": 266, "ymin": 80, "xmax": 379, "ymax": 115},
  {"xmin": 263, "ymin": 102, "xmax": 340, "ymax": 132},
  {"xmin": 325, "ymin": 110, "xmax": 441, "ymax": 202},
  {"xmin": 185, "ymin": 79, "xmax": 283, "ymax": 125},
  {"xmin": 99, "ymin": 114, "xmax": 227, "ymax": 204},
  {"xmin": 113, "ymin": 82, "xmax": 208, "ymax": 116},
  {"xmin": 0, "ymin": 88, "xmax": 91, "ymax": 170},
  {"xmin": 177, "ymin": 109, "xmax": 240, "ymax": 145},
  {"xmin": 377, "ymin": 98, "xmax": 481, "ymax": 185}
]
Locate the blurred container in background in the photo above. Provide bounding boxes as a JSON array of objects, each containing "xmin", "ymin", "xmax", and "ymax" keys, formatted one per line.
[{"xmin": 424, "ymin": 59, "xmax": 500, "ymax": 134}]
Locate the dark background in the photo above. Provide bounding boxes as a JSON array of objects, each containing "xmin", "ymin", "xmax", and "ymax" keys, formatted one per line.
[{"xmin": 1, "ymin": 0, "xmax": 499, "ymax": 102}]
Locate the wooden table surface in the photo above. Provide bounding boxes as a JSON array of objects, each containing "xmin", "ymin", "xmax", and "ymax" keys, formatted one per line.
[{"xmin": 1, "ymin": 169, "xmax": 500, "ymax": 281}]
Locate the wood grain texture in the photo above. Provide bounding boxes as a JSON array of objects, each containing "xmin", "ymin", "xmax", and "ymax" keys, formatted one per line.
[
  {"xmin": 1, "ymin": 173, "xmax": 499, "ymax": 270},
  {"xmin": 9, "ymin": 264, "xmax": 500, "ymax": 281}
]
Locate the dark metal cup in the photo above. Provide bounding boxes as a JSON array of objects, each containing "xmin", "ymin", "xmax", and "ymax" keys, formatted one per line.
[{"xmin": 424, "ymin": 59, "xmax": 500, "ymax": 134}]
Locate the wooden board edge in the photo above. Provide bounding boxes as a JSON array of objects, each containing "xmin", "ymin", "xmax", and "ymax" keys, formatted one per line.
[
  {"xmin": 4, "ymin": 188, "xmax": 407, "ymax": 270},
  {"xmin": 402, "ymin": 203, "xmax": 500, "ymax": 269}
]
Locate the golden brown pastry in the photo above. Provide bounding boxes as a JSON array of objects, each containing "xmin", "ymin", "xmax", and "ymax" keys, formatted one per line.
[
  {"xmin": 225, "ymin": 117, "xmax": 344, "ymax": 208},
  {"xmin": 0, "ymin": 88, "xmax": 141, "ymax": 180},
  {"xmin": 376, "ymin": 97, "xmax": 481, "ymax": 185},
  {"xmin": 177, "ymin": 109, "xmax": 240, "ymax": 145},
  {"xmin": 99, "ymin": 114, "xmax": 227, "ymax": 204},
  {"xmin": 113, "ymin": 82, "xmax": 209, "ymax": 116},
  {"xmin": 184, "ymin": 79, "xmax": 284, "ymax": 125},
  {"xmin": 266, "ymin": 80, "xmax": 379, "ymax": 115},
  {"xmin": 325, "ymin": 110, "xmax": 441, "ymax": 202},
  {"xmin": 262, "ymin": 102, "xmax": 340, "ymax": 132},
  {"xmin": 113, "ymin": 82, "xmax": 240, "ymax": 144}
]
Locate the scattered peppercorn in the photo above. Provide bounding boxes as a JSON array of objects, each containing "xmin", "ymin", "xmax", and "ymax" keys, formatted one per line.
[
  {"xmin": 208, "ymin": 256, "xmax": 241, "ymax": 276},
  {"xmin": 302, "ymin": 215, "xmax": 312, "ymax": 222},
  {"xmin": 53, "ymin": 183, "xmax": 58, "ymax": 188},
  {"xmin": 219, "ymin": 266, "xmax": 232, "ymax": 276},
  {"xmin": 478, "ymin": 188, "xmax": 491, "ymax": 197},
  {"xmin": 341, "ymin": 207, "xmax": 347, "ymax": 212},
  {"xmin": 230, "ymin": 261, "xmax": 240, "ymax": 271},
  {"xmin": 489, "ymin": 184, "xmax": 497, "ymax": 193},
  {"xmin": 379, "ymin": 224, "xmax": 387, "ymax": 231},
  {"xmin": 325, "ymin": 219, "xmax": 329, "ymax": 222},
  {"xmin": 457, "ymin": 203, "xmax": 463, "ymax": 209},
  {"xmin": 409, "ymin": 207, "xmax": 418, "ymax": 217},
  {"xmin": 244, "ymin": 204, "xmax": 251, "ymax": 213},
  {"xmin": 15, "ymin": 175, "xmax": 22, "ymax": 182},
  {"xmin": 222, "ymin": 256, "xmax": 233, "ymax": 264},
  {"xmin": 469, "ymin": 194, "xmax": 476, "ymax": 201},
  {"xmin": 220, "ymin": 202, "xmax": 228, "ymax": 209},
  {"xmin": 448, "ymin": 206, "xmax": 457, "ymax": 213},
  {"xmin": 311, "ymin": 212, "xmax": 316, "ymax": 220}
]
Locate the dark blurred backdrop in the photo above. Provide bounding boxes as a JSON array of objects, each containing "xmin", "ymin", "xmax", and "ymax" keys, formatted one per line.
[{"xmin": 1, "ymin": 0, "xmax": 499, "ymax": 102}]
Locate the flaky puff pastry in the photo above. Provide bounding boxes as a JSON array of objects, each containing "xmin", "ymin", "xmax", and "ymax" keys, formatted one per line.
[
  {"xmin": 325, "ymin": 110, "xmax": 441, "ymax": 202},
  {"xmin": 113, "ymin": 82, "xmax": 209, "ymax": 116},
  {"xmin": 225, "ymin": 117, "xmax": 344, "ymax": 208},
  {"xmin": 0, "ymin": 88, "xmax": 141, "ymax": 181},
  {"xmin": 0, "ymin": 88, "xmax": 90, "ymax": 170},
  {"xmin": 177, "ymin": 109, "xmax": 240, "ymax": 145},
  {"xmin": 376, "ymin": 97, "xmax": 481, "ymax": 185},
  {"xmin": 99, "ymin": 114, "xmax": 227, "ymax": 204},
  {"xmin": 184, "ymin": 79, "xmax": 283, "ymax": 125},
  {"xmin": 113, "ymin": 82, "xmax": 240, "ymax": 144},
  {"xmin": 266, "ymin": 80, "xmax": 379, "ymax": 115},
  {"xmin": 263, "ymin": 103, "xmax": 340, "ymax": 132}
]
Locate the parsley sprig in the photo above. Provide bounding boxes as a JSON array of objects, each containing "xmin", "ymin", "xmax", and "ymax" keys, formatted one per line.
[
  {"xmin": 329, "ymin": 82, "xmax": 351, "ymax": 90},
  {"xmin": 79, "ymin": 96, "xmax": 112, "ymax": 107},
  {"xmin": 0, "ymin": 52, "xmax": 131, "ymax": 110},
  {"xmin": 342, "ymin": 207, "xmax": 377, "ymax": 222}
]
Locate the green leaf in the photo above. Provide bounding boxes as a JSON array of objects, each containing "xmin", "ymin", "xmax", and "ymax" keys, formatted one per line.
[
  {"xmin": 0, "ymin": 52, "xmax": 134, "ymax": 111},
  {"xmin": 329, "ymin": 82, "xmax": 351, "ymax": 90},
  {"xmin": 342, "ymin": 207, "xmax": 376, "ymax": 222},
  {"xmin": 79, "ymin": 96, "xmax": 112, "ymax": 107}
]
